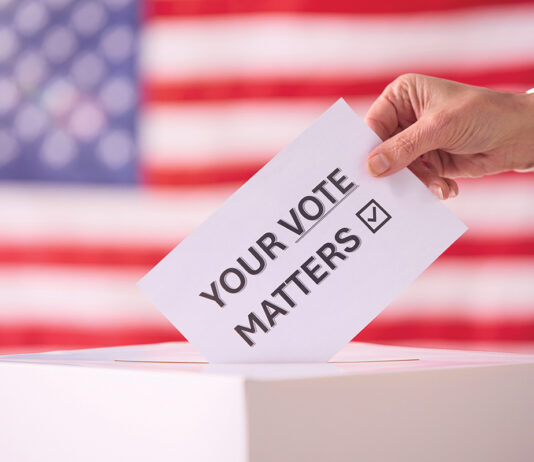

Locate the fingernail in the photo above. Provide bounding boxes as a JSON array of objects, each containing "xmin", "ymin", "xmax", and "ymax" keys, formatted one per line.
[
  {"xmin": 430, "ymin": 183, "xmax": 444, "ymax": 200},
  {"xmin": 449, "ymin": 188, "xmax": 458, "ymax": 198},
  {"xmin": 368, "ymin": 153, "xmax": 390, "ymax": 176}
]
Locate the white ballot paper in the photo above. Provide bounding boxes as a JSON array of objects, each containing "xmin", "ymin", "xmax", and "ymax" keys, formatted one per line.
[{"xmin": 138, "ymin": 99, "xmax": 467, "ymax": 363}]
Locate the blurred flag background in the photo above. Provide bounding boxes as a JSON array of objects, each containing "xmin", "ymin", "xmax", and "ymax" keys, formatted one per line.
[{"xmin": 0, "ymin": 0, "xmax": 533, "ymax": 354}]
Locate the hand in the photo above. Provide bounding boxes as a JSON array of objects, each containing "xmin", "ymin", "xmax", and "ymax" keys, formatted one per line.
[{"xmin": 365, "ymin": 74, "xmax": 534, "ymax": 199}]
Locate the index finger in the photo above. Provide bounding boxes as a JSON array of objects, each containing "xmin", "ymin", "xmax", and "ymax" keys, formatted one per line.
[
  {"xmin": 364, "ymin": 74, "xmax": 419, "ymax": 141},
  {"xmin": 364, "ymin": 91, "xmax": 399, "ymax": 141}
]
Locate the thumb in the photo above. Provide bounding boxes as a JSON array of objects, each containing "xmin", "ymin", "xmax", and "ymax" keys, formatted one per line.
[{"xmin": 367, "ymin": 117, "xmax": 439, "ymax": 177}]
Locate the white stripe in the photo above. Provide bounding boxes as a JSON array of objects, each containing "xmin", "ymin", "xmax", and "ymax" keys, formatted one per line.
[
  {"xmin": 386, "ymin": 259, "xmax": 534, "ymax": 320},
  {"xmin": 446, "ymin": 179, "xmax": 534, "ymax": 237},
  {"xmin": 0, "ymin": 182, "xmax": 232, "ymax": 246},
  {"xmin": 0, "ymin": 178, "xmax": 533, "ymax": 247},
  {"xmin": 0, "ymin": 260, "xmax": 532, "ymax": 324},
  {"xmin": 141, "ymin": 97, "xmax": 373, "ymax": 163},
  {"xmin": 0, "ymin": 266, "xmax": 159, "ymax": 325},
  {"xmin": 142, "ymin": 7, "xmax": 534, "ymax": 80},
  {"xmin": 141, "ymin": 90, "xmax": 527, "ymax": 163}
]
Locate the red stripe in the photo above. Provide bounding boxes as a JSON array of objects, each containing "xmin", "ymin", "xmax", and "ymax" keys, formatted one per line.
[
  {"xmin": 0, "ymin": 323, "xmax": 184, "ymax": 351},
  {"xmin": 0, "ymin": 235, "xmax": 532, "ymax": 267},
  {"xmin": 357, "ymin": 318, "xmax": 534, "ymax": 343},
  {"xmin": 142, "ymin": 157, "xmax": 534, "ymax": 187},
  {"xmin": 1, "ymin": 318, "xmax": 533, "ymax": 352},
  {"xmin": 0, "ymin": 242, "xmax": 175, "ymax": 267},
  {"xmin": 143, "ymin": 65, "xmax": 534, "ymax": 103},
  {"xmin": 141, "ymin": 158, "xmax": 266, "ymax": 187},
  {"xmin": 144, "ymin": 0, "xmax": 534, "ymax": 18},
  {"xmin": 444, "ymin": 234, "xmax": 534, "ymax": 258}
]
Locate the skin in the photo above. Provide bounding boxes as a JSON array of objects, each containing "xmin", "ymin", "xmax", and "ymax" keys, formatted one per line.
[{"xmin": 365, "ymin": 74, "xmax": 534, "ymax": 199}]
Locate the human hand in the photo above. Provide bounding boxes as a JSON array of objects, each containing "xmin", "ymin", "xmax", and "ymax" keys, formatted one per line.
[{"xmin": 365, "ymin": 74, "xmax": 534, "ymax": 199}]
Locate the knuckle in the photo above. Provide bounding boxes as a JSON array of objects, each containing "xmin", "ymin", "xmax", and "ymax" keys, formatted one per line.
[
  {"xmin": 396, "ymin": 73, "xmax": 417, "ymax": 85},
  {"xmin": 386, "ymin": 73, "xmax": 416, "ymax": 94}
]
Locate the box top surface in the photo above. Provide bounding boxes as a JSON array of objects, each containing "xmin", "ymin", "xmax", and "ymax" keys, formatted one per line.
[{"xmin": 1, "ymin": 342, "xmax": 533, "ymax": 381}]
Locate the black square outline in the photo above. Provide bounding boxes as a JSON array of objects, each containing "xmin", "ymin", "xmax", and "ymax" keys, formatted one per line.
[{"xmin": 356, "ymin": 199, "xmax": 392, "ymax": 234}]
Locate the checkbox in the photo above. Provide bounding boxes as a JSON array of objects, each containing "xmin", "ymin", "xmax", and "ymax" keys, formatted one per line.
[{"xmin": 356, "ymin": 199, "xmax": 392, "ymax": 233}]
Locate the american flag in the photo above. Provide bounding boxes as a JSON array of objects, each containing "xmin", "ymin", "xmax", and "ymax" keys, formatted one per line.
[{"xmin": 1, "ymin": 0, "xmax": 533, "ymax": 353}]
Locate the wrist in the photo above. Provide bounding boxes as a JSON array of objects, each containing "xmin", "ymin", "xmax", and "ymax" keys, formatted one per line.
[{"xmin": 510, "ymin": 91, "xmax": 534, "ymax": 172}]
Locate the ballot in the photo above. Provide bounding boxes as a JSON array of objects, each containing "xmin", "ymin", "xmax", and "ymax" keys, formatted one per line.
[{"xmin": 138, "ymin": 99, "xmax": 467, "ymax": 363}]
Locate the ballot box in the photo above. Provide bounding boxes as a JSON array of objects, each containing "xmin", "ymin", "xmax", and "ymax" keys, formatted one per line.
[{"xmin": 1, "ymin": 342, "xmax": 533, "ymax": 462}]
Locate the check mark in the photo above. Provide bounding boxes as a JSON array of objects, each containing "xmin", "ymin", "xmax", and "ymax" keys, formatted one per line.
[
  {"xmin": 368, "ymin": 206, "xmax": 377, "ymax": 222},
  {"xmin": 356, "ymin": 199, "xmax": 391, "ymax": 234}
]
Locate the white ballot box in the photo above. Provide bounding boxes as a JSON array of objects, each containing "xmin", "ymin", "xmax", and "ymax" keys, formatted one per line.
[{"xmin": 1, "ymin": 342, "xmax": 533, "ymax": 462}]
